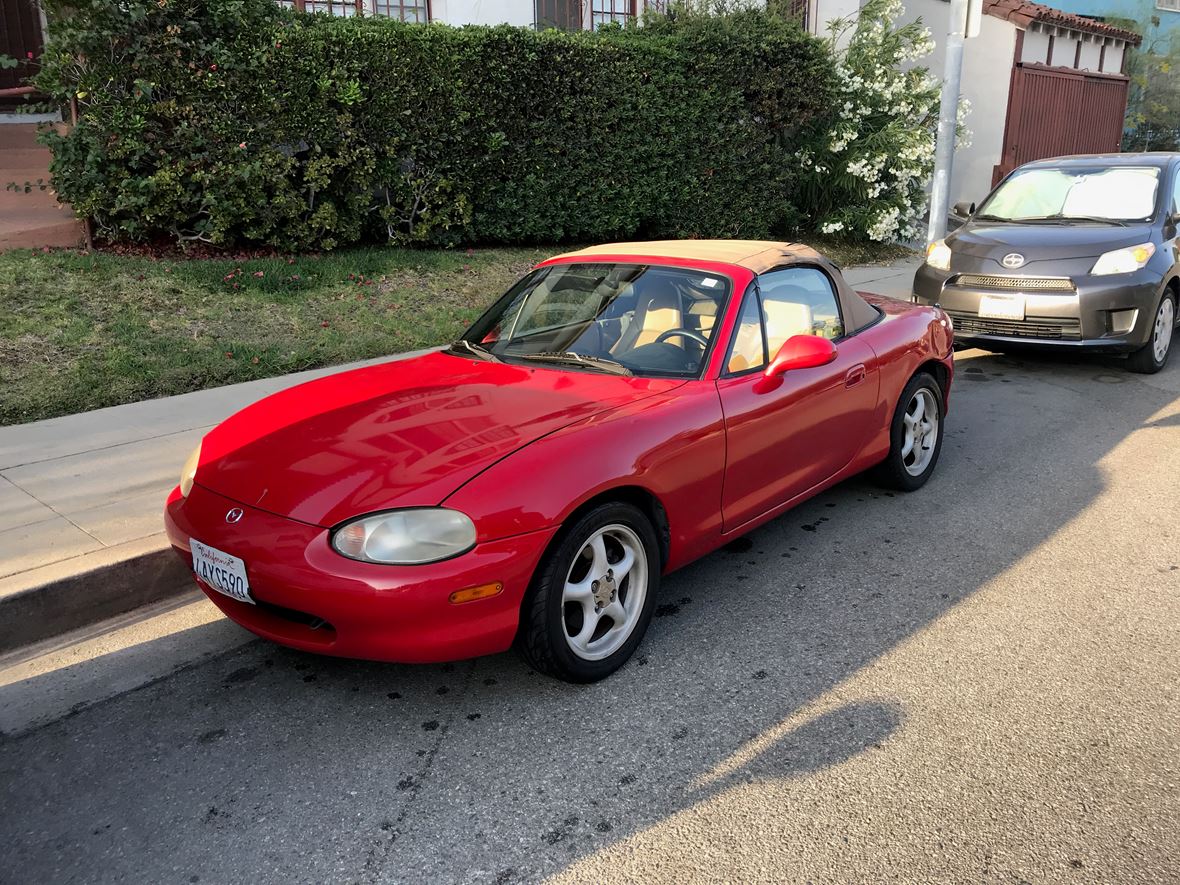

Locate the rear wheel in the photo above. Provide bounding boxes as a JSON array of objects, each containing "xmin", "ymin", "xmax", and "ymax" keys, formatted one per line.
[
  {"xmin": 517, "ymin": 502, "xmax": 659, "ymax": 682},
  {"xmin": 1127, "ymin": 290, "xmax": 1175, "ymax": 375},
  {"xmin": 876, "ymin": 372, "xmax": 945, "ymax": 492}
]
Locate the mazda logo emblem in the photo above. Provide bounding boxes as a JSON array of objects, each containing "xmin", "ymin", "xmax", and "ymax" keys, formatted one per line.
[
  {"xmin": 225, "ymin": 508, "xmax": 244, "ymax": 524},
  {"xmin": 1001, "ymin": 253, "xmax": 1025, "ymax": 269}
]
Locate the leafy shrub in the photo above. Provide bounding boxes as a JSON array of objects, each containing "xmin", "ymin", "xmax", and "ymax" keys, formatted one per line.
[
  {"xmin": 35, "ymin": 0, "xmax": 839, "ymax": 250},
  {"xmin": 794, "ymin": 0, "xmax": 942, "ymax": 242}
]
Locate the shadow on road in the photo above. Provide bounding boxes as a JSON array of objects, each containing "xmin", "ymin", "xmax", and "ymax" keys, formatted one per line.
[{"xmin": 1, "ymin": 347, "xmax": 1177, "ymax": 883}]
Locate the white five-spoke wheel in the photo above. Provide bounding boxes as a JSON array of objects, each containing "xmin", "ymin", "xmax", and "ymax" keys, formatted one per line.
[
  {"xmin": 518, "ymin": 502, "xmax": 660, "ymax": 682},
  {"xmin": 901, "ymin": 387, "xmax": 939, "ymax": 477},
  {"xmin": 1153, "ymin": 296, "xmax": 1174, "ymax": 365},
  {"xmin": 1128, "ymin": 291, "xmax": 1177, "ymax": 374},
  {"xmin": 561, "ymin": 525, "xmax": 648, "ymax": 661},
  {"xmin": 878, "ymin": 371, "xmax": 944, "ymax": 492}
]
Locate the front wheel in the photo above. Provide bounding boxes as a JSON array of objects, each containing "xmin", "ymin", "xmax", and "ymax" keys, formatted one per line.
[
  {"xmin": 876, "ymin": 371, "xmax": 945, "ymax": 492},
  {"xmin": 517, "ymin": 502, "xmax": 659, "ymax": 682},
  {"xmin": 1126, "ymin": 290, "xmax": 1175, "ymax": 375}
]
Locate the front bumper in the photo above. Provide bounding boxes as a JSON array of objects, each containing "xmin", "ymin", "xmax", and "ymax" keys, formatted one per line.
[
  {"xmin": 913, "ymin": 263, "xmax": 1161, "ymax": 352},
  {"xmin": 164, "ymin": 483, "xmax": 557, "ymax": 663}
]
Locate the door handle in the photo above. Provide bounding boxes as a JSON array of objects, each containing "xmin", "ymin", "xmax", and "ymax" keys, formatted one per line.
[{"xmin": 844, "ymin": 364, "xmax": 866, "ymax": 388}]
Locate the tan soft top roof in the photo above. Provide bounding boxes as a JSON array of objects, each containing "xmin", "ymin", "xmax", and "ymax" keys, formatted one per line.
[
  {"xmin": 551, "ymin": 239, "xmax": 882, "ymax": 335},
  {"xmin": 553, "ymin": 240, "xmax": 825, "ymax": 275}
]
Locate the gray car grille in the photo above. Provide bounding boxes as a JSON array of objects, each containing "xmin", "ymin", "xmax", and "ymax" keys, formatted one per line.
[
  {"xmin": 946, "ymin": 311, "xmax": 1083, "ymax": 341},
  {"xmin": 951, "ymin": 274, "xmax": 1075, "ymax": 292}
]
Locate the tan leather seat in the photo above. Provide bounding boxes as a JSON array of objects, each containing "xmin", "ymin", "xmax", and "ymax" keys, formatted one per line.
[
  {"xmin": 631, "ymin": 285, "xmax": 683, "ymax": 349},
  {"xmin": 762, "ymin": 287, "xmax": 814, "ymax": 356},
  {"xmin": 728, "ymin": 323, "xmax": 763, "ymax": 373}
]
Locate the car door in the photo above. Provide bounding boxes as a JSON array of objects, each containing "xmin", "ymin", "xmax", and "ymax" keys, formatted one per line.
[{"xmin": 715, "ymin": 266, "xmax": 879, "ymax": 531}]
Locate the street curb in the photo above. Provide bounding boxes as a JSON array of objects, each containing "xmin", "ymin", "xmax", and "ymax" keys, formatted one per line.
[{"xmin": 0, "ymin": 544, "xmax": 192, "ymax": 655}]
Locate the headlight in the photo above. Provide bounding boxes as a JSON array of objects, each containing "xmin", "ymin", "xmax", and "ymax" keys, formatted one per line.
[
  {"xmin": 926, "ymin": 239, "xmax": 952, "ymax": 271},
  {"xmin": 1091, "ymin": 243, "xmax": 1155, "ymax": 276},
  {"xmin": 179, "ymin": 443, "xmax": 201, "ymax": 498},
  {"xmin": 331, "ymin": 508, "xmax": 477, "ymax": 565}
]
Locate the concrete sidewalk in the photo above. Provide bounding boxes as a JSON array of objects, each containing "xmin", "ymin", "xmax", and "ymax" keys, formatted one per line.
[{"xmin": 0, "ymin": 258, "xmax": 920, "ymax": 649}]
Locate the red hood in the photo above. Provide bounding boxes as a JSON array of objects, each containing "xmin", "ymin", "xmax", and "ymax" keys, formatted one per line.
[{"xmin": 197, "ymin": 351, "xmax": 682, "ymax": 527}]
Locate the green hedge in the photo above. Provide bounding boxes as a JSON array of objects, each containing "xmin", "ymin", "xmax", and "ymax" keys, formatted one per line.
[{"xmin": 36, "ymin": 1, "xmax": 837, "ymax": 250}]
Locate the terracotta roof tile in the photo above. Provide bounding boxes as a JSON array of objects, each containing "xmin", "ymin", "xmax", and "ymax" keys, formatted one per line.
[{"xmin": 984, "ymin": 0, "xmax": 1142, "ymax": 45}]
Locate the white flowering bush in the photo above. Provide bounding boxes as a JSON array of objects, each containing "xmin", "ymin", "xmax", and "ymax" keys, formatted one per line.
[{"xmin": 797, "ymin": 0, "xmax": 941, "ymax": 242}]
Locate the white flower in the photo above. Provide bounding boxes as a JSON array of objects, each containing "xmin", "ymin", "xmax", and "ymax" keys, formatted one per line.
[{"xmin": 821, "ymin": 221, "xmax": 845, "ymax": 234}]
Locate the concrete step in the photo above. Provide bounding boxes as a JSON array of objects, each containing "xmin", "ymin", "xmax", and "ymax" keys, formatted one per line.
[
  {"xmin": 0, "ymin": 215, "xmax": 85, "ymax": 250},
  {"xmin": 0, "ymin": 122, "xmax": 65, "ymax": 150},
  {"xmin": 0, "ymin": 187, "xmax": 66, "ymax": 212}
]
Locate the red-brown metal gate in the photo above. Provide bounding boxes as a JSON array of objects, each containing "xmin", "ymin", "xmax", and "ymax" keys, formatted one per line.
[
  {"xmin": 1, "ymin": 0, "xmax": 43, "ymax": 94},
  {"xmin": 993, "ymin": 63, "xmax": 1131, "ymax": 185}
]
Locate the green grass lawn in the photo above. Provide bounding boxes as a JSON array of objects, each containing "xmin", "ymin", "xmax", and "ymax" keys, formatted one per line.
[{"xmin": 0, "ymin": 240, "xmax": 913, "ymax": 426}]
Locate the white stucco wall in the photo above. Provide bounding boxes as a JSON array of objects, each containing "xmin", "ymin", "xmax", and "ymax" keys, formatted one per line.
[
  {"xmin": 1077, "ymin": 37, "xmax": 1102, "ymax": 70},
  {"xmin": 810, "ymin": 0, "xmax": 863, "ymax": 42},
  {"xmin": 1051, "ymin": 34, "xmax": 1079, "ymax": 65},
  {"xmin": 897, "ymin": 0, "xmax": 1018, "ymax": 206},
  {"xmin": 1021, "ymin": 27, "xmax": 1050, "ymax": 62},
  {"xmin": 430, "ymin": 0, "xmax": 535, "ymax": 26},
  {"xmin": 1104, "ymin": 41, "xmax": 1124, "ymax": 72}
]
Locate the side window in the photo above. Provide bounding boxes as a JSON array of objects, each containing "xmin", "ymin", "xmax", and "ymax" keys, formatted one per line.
[
  {"xmin": 726, "ymin": 286, "xmax": 767, "ymax": 374},
  {"xmin": 1173, "ymin": 168, "xmax": 1180, "ymax": 215},
  {"xmin": 758, "ymin": 267, "xmax": 845, "ymax": 356}
]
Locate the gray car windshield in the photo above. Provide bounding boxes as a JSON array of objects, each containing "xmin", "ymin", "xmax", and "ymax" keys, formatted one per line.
[
  {"xmin": 978, "ymin": 166, "xmax": 1161, "ymax": 223},
  {"xmin": 453, "ymin": 262, "xmax": 731, "ymax": 378}
]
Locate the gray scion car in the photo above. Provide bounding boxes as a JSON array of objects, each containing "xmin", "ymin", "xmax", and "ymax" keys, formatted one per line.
[{"xmin": 913, "ymin": 153, "xmax": 1180, "ymax": 373}]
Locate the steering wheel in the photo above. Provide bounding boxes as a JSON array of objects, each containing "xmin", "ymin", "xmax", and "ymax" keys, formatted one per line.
[{"xmin": 655, "ymin": 328, "xmax": 709, "ymax": 348}]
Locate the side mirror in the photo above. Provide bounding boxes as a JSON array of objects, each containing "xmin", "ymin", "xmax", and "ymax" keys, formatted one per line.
[
  {"xmin": 952, "ymin": 200, "xmax": 976, "ymax": 218},
  {"xmin": 764, "ymin": 335, "xmax": 837, "ymax": 379}
]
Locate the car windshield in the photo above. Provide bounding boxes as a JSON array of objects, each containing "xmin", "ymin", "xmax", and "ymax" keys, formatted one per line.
[
  {"xmin": 453, "ymin": 262, "xmax": 732, "ymax": 378},
  {"xmin": 978, "ymin": 165, "xmax": 1161, "ymax": 223}
]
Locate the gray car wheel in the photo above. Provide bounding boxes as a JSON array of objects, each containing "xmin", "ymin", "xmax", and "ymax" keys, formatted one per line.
[
  {"xmin": 516, "ymin": 501, "xmax": 660, "ymax": 683},
  {"xmin": 1127, "ymin": 289, "xmax": 1176, "ymax": 375},
  {"xmin": 876, "ymin": 371, "xmax": 945, "ymax": 492}
]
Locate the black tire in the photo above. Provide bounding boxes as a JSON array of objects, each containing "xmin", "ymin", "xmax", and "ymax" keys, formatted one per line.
[
  {"xmin": 876, "ymin": 371, "xmax": 945, "ymax": 492},
  {"xmin": 1126, "ymin": 289, "xmax": 1176, "ymax": 375},
  {"xmin": 516, "ymin": 502, "xmax": 660, "ymax": 683}
]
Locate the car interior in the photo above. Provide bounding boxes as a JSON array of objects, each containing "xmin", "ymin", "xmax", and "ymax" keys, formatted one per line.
[
  {"xmin": 467, "ymin": 262, "xmax": 844, "ymax": 378},
  {"xmin": 476, "ymin": 265, "xmax": 727, "ymax": 376}
]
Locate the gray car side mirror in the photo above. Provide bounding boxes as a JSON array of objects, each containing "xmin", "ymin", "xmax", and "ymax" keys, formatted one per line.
[{"xmin": 952, "ymin": 200, "xmax": 976, "ymax": 218}]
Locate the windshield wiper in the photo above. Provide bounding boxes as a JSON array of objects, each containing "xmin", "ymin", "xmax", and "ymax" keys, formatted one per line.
[
  {"xmin": 1047, "ymin": 214, "xmax": 1128, "ymax": 227},
  {"xmin": 1017, "ymin": 214, "xmax": 1128, "ymax": 226},
  {"xmin": 448, "ymin": 339, "xmax": 501, "ymax": 362},
  {"xmin": 973, "ymin": 213, "xmax": 1010, "ymax": 222},
  {"xmin": 520, "ymin": 352, "xmax": 633, "ymax": 376}
]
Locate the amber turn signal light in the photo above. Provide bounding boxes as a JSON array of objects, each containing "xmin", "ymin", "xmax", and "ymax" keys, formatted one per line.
[{"xmin": 448, "ymin": 582, "xmax": 503, "ymax": 605}]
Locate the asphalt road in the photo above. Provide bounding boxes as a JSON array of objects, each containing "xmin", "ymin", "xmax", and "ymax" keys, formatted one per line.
[{"xmin": 2, "ymin": 346, "xmax": 1179, "ymax": 884}]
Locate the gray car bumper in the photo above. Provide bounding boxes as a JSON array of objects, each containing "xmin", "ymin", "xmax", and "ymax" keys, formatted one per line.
[{"xmin": 912, "ymin": 264, "xmax": 1161, "ymax": 353}]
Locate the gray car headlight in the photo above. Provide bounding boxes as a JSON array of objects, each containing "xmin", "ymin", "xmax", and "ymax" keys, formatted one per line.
[
  {"xmin": 331, "ymin": 508, "xmax": 477, "ymax": 564},
  {"xmin": 1091, "ymin": 243, "xmax": 1155, "ymax": 276},
  {"xmin": 925, "ymin": 238, "xmax": 951, "ymax": 271}
]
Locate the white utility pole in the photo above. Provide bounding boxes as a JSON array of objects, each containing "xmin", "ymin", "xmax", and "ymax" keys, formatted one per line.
[{"xmin": 926, "ymin": 0, "xmax": 982, "ymax": 244}]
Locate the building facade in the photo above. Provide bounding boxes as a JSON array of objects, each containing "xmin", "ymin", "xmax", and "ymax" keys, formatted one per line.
[{"xmin": 276, "ymin": 0, "xmax": 656, "ymax": 28}]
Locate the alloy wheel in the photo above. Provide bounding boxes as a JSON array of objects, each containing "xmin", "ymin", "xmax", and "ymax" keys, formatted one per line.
[
  {"xmin": 901, "ymin": 387, "xmax": 939, "ymax": 477},
  {"xmin": 561, "ymin": 524, "xmax": 649, "ymax": 661}
]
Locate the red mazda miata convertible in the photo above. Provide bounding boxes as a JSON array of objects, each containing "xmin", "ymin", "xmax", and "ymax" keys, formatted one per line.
[{"xmin": 165, "ymin": 241, "xmax": 954, "ymax": 681}]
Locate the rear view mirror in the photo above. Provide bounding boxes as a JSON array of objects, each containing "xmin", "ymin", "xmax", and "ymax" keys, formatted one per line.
[
  {"xmin": 952, "ymin": 200, "xmax": 976, "ymax": 218},
  {"xmin": 764, "ymin": 335, "xmax": 837, "ymax": 379}
]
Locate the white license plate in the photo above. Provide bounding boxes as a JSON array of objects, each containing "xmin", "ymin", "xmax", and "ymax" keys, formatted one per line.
[
  {"xmin": 191, "ymin": 539, "xmax": 254, "ymax": 605},
  {"xmin": 978, "ymin": 295, "xmax": 1025, "ymax": 320}
]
